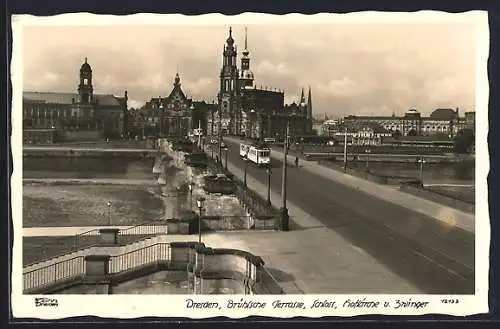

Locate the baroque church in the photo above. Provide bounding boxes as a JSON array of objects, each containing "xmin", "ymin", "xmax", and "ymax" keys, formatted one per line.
[
  {"xmin": 23, "ymin": 58, "xmax": 128, "ymax": 140},
  {"xmin": 208, "ymin": 27, "xmax": 314, "ymax": 141}
]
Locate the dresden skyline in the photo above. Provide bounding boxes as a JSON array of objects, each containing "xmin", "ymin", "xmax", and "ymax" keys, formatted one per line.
[{"xmin": 21, "ymin": 20, "xmax": 477, "ymax": 118}]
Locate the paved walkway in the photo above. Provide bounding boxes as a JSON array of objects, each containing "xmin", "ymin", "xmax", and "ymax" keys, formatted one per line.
[{"xmin": 227, "ymin": 137, "xmax": 475, "ymax": 233}]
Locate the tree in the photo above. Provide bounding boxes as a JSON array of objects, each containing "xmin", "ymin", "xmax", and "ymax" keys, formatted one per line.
[
  {"xmin": 454, "ymin": 128, "xmax": 475, "ymax": 154},
  {"xmin": 392, "ymin": 130, "xmax": 402, "ymax": 139}
]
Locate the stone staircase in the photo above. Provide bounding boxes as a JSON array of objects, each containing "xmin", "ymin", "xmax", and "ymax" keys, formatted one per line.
[{"xmin": 23, "ymin": 235, "xmax": 165, "ymax": 274}]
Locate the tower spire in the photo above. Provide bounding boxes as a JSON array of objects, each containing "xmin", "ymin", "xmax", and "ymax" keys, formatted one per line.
[
  {"xmin": 84, "ymin": 57, "xmax": 87, "ymax": 64},
  {"xmin": 245, "ymin": 26, "xmax": 248, "ymax": 50},
  {"xmin": 300, "ymin": 87, "xmax": 305, "ymax": 103},
  {"xmin": 307, "ymin": 85, "xmax": 313, "ymax": 120}
]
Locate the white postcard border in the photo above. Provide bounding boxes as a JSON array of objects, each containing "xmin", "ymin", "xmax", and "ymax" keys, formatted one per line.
[{"xmin": 10, "ymin": 11, "xmax": 490, "ymax": 319}]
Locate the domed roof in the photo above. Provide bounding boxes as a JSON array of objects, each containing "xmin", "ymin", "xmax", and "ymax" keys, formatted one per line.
[
  {"xmin": 429, "ymin": 108, "xmax": 458, "ymax": 120},
  {"xmin": 80, "ymin": 57, "xmax": 92, "ymax": 72},
  {"xmin": 406, "ymin": 107, "xmax": 419, "ymax": 114},
  {"xmin": 226, "ymin": 27, "xmax": 234, "ymax": 45}
]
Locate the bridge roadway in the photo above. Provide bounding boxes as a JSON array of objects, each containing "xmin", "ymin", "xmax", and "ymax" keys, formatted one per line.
[{"xmin": 222, "ymin": 138, "xmax": 475, "ymax": 294}]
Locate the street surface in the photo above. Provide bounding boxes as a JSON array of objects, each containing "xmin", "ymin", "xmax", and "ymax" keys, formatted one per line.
[{"xmin": 223, "ymin": 138, "xmax": 475, "ymax": 294}]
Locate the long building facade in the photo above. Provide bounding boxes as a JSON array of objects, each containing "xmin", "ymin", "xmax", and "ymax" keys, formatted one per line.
[
  {"xmin": 23, "ymin": 58, "xmax": 128, "ymax": 140},
  {"xmin": 208, "ymin": 27, "xmax": 314, "ymax": 141},
  {"xmin": 339, "ymin": 107, "xmax": 475, "ymax": 138}
]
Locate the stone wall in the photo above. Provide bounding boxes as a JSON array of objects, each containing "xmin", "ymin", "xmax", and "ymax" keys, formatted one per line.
[
  {"xmin": 63, "ymin": 130, "xmax": 102, "ymax": 141},
  {"xmin": 399, "ymin": 182, "xmax": 475, "ymax": 214}
]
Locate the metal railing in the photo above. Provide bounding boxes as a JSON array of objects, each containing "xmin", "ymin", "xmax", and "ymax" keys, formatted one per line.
[
  {"xmin": 118, "ymin": 224, "xmax": 168, "ymax": 236},
  {"xmin": 109, "ymin": 243, "xmax": 171, "ymax": 274},
  {"xmin": 23, "ymin": 256, "xmax": 85, "ymax": 291},
  {"xmin": 25, "ymin": 223, "xmax": 168, "ymax": 269},
  {"xmin": 74, "ymin": 227, "xmax": 102, "ymax": 249}
]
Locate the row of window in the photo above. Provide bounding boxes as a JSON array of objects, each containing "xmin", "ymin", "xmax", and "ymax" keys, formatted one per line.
[{"xmin": 24, "ymin": 108, "xmax": 74, "ymax": 118}]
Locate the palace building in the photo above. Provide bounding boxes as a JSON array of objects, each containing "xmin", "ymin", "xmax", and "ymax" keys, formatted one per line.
[
  {"xmin": 208, "ymin": 27, "xmax": 313, "ymax": 140},
  {"xmin": 23, "ymin": 58, "xmax": 128, "ymax": 140},
  {"xmin": 342, "ymin": 107, "xmax": 474, "ymax": 138}
]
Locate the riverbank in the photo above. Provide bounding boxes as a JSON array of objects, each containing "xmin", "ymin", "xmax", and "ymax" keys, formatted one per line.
[{"xmin": 318, "ymin": 159, "xmax": 475, "ymax": 213}]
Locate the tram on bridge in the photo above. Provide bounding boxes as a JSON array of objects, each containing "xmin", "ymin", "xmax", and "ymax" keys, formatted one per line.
[{"xmin": 240, "ymin": 142, "xmax": 271, "ymax": 167}]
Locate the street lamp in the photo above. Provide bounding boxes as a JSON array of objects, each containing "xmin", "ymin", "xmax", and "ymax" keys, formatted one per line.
[
  {"xmin": 365, "ymin": 148, "xmax": 371, "ymax": 172},
  {"xmin": 249, "ymin": 109, "xmax": 256, "ymax": 140},
  {"xmin": 266, "ymin": 162, "xmax": 272, "ymax": 207},
  {"xmin": 243, "ymin": 154, "xmax": 248, "ymax": 188},
  {"xmin": 188, "ymin": 182, "xmax": 193, "ymax": 210},
  {"xmin": 196, "ymin": 196, "xmax": 206, "ymax": 244},
  {"xmin": 417, "ymin": 156, "xmax": 426, "ymax": 185},
  {"xmin": 106, "ymin": 201, "xmax": 112, "ymax": 226},
  {"xmin": 159, "ymin": 103, "xmax": 164, "ymax": 137},
  {"xmin": 223, "ymin": 147, "xmax": 229, "ymax": 171},
  {"xmin": 280, "ymin": 120, "xmax": 290, "ymax": 231}
]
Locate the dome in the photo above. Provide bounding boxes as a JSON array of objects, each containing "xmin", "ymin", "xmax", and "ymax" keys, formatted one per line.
[
  {"xmin": 406, "ymin": 107, "xmax": 419, "ymax": 114},
  {"xmin": 429, "ymin": 108, "xmax": 458, "ymax": 120},
  {"xmin": 80, "ymin": 57, "xmax": 92, "ymax": 72}
]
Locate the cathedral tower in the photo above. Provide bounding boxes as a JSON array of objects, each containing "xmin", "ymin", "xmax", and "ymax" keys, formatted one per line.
[
  {"xmin": 239, "ymin": 27, "xmax": 254, "ymax": 89},
  {"xmin": 307, "ymin": 85, "xmax": 313, "ymax": 133},
  {"xmin": 218, "ymin": 27, "xmax": 240, "ymax": 135},
  {"xmin": 78, "ymin": 57, "xmax": 93, "ymax": 105}
]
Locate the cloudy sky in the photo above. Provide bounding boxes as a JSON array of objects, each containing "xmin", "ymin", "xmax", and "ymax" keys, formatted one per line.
[{"xmin": 21, "ymin": 20, "xmax": 477, "ymax": 118}]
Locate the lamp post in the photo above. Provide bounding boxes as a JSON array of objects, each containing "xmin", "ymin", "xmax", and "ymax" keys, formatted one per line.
[
  {"xmin": 280, "ymin": 120, "xmax": 290, "ymax": 231},
  {"xmin": 223, "ymin": 147, "xmax": 229, "ymax": 171},
  {"xmin": 365, "ymin": 148, "xmax": 371, "ymax": 172},
  {"xmin": 266, "ymin": 162, "xmax": 272, "ymax": 207},
  {"xmin": 188, "ymin": 182, "xmax": 193, "ymax": 210},
  {"xmin": 249, "ymin": 109, "xmax": 256, "ymax": 140},
  {"xmin": 417, "ymin": 156, "xmax": 426, "ymax": 185},
  {"xmin": 343, "ymin": 127, "xmax": 348, "ymax": 173},
  {"xmin": 196, "ymin": 197, "xmax": 205, "ymax": 244},
  {"xmin": 243, "ymin": 154, "xmax": 248, "ymax": 188},
  {"xmin": 159, "ymin": 103, "xmax": 164, "ymax": 137},
  {"xmin": 106, "ymin": 201, "xmax": 112, "ymax": 226}
]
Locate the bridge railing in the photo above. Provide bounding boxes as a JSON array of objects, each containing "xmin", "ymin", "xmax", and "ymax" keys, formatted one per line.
[
  {"xmin": 201, "ymin": 215, "xmax": 279, "ymax": 231},
  {"xmin": 23, "ymin": 256, "xmax": 85, "ymax": 291}
]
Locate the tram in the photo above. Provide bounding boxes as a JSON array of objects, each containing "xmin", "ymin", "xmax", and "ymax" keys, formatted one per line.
[{"xmin": 240, "ymin": 142, "xmax": 271, "ymax": 167}]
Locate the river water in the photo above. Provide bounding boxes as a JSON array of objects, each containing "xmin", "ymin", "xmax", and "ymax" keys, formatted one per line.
[{"xmin": 22, "ymin": 155, "xmax": 246, "ymax": 228}]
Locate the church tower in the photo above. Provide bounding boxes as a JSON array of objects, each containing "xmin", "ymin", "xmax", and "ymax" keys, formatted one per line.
[
  {"xmin": 78, "ymin": 57, "xmax": 93, "ymax": 105},
  {"xmin": 239, "ymin": 27, "xmax": 254, "ymax": 89},
  {"xmin": 307, "ymin": 85, "xmax": 313, "ymax": 133},
  {"xmin": 218, "ymin": 27, "xmax": 240, "ymax": 135}
]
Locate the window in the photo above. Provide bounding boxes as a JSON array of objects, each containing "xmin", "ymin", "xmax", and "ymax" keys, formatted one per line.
[{"xmin": 84, "ymin": 78, "xmax": 88, "ymax": 85}]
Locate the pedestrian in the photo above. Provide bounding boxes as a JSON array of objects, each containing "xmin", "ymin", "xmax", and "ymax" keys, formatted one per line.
[{"xmin": 295, "ymin": 156, "xmax": 299, "ymax": 168}]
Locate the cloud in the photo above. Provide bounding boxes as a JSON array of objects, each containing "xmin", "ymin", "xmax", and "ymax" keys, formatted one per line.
[
  {"xmin": 317, "ymin": 77, "xmax": 365, "ymax": 98},
  {"xmin": 20, "ymin": 21, "xmax": 477, "ymax": 117}
]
